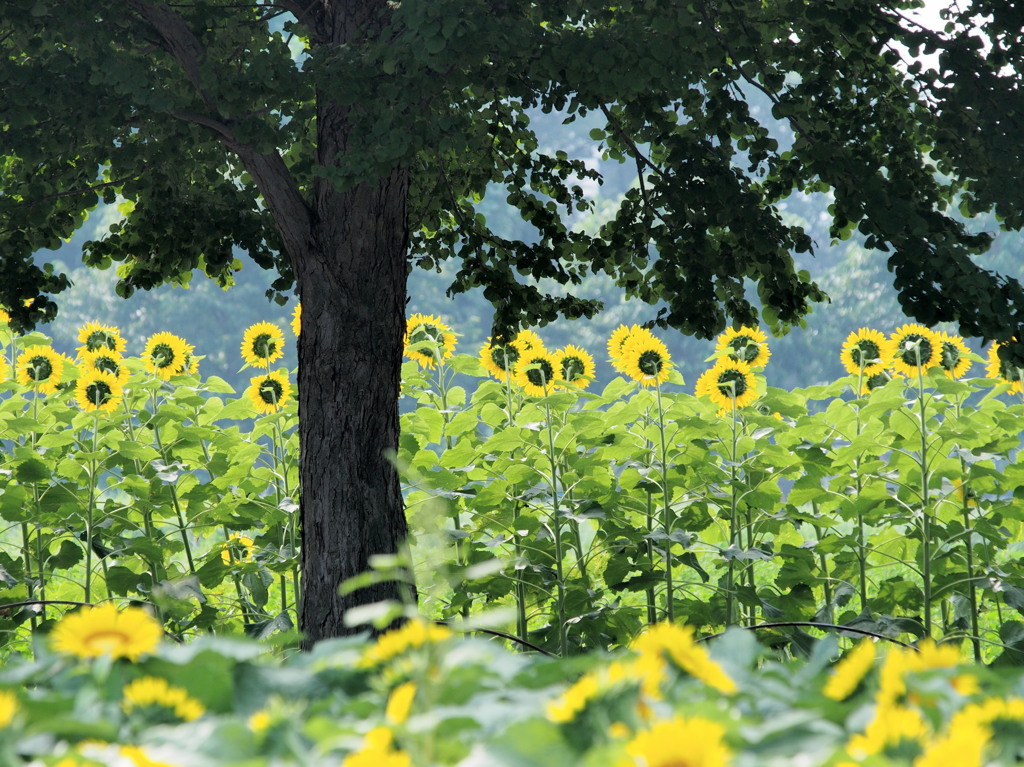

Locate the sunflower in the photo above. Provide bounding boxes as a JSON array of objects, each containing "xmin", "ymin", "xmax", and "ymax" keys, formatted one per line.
[
  {"xmin": 16, "ymin": 345, "xmax": 65, "ymax": 395},
  {"xmin": 119, "ymin": 745, "xmax": 177, "ymax": 767},
  {"xmin": 122, "ymin": 676, "xmax": 205, "ymax": 721},
  {"xmin": 607, "ymin": 324, "xmax": 655, "ymax": 373},
  {"xmin": 553, "ymin": 345, "xmax": 595, "ymax": 390},
  {"xmin": 74, "ymin": 369, "xmax": 124, "ymax": 414},
  {"xmin": 695, "ymin": 359, "xmax": 757, "ymax": 411},
  {"xmin": 840, "ymin": 328, "xmax": 891, "ymax": 376},
  {"xmin": 246, "ymin": 370, "xmax": 292, "ymax": 415},
  {"xmin": 860, "ymin": 369, "xmax": 903, "ymax": 395},
  {"xmin": 985, "ymin": 341, "xmax": 1024, "ymax": 394},
  {"xmin": 0, "ymin": 690, "xmax": 17, "ymax": 727},
  {"xmin": 291, "ymin": 302, "xmax": 301, "ymax": 338},
  {"xmin": 822, "ymin": 639, "xmax": 877, "ymax": 701},
  {"xmin": 620, "ymin": 334, "xmax": 671, "ymax": 387},
  {"xmin": 479, "ymin": 337, "xmax": 524, "ymax": 382},
  {"xmin": 221, "ymin": 532, "xmax": 255, "ymax": 565},
  {"xmin": 889, "ymin": 324, "xmax": 941, "ymax": 376},
  {"xmin": 622, "ymin": 716, "xmax": 731, "ymax": 767},
  {"xmin": 514, "ymin": 328, "xmax": 544, "ymax": 353},
  {"xmin": 359, "ymin": 619, "xmax": 453, "ymax": 667},
  {"xmin": 515, "ymin": 350, "xmax": 560, "ymax": 396},
  {"xmin": 50, "ymin": 603, "xmax": 162, "ymax": 661},
  {"xmin": 715, "ymin": 325, "xmax": 771, "ymax": 368},
  {"xmin": 404, "ymin": 313, "xmax": 457, "ymax": 368},
  {"xmin": 936, "ymin": 332, "xmax": 972, "ymax": 379},
  {"xmin": 78, "ymin": 348, "xmax": 130, "ymax": 386},
  {"xmin": 0, "ymin": 308, "xmax": 9, "ymax": 325},
  {"xmin": 76, "ymin": 321, "xmax": 126, "ymax": 355},
  {"xmin": 143, "ymin": 332, "xmax": 192, "ymax": 380},
  {"xmin": 240, "ymin": 321, "xmax": 285, "ymax": 369}
]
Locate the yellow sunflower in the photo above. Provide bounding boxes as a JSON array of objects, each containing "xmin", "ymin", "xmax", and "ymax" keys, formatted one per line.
[
  {"xmin": 74, "ymin": 369, "xmax": 124, "ymax": 414},
  {"xmin": 840, "ymin": 328, "xmax": 892, "ymax": 376},
  {"xmin": 479, "ymin": 337, "xmax": 525, "ymax": 382},
  {"xmin": 143, "ymin": 332, "xmax": 192, "ymax": 380},
  {"xmin": 715, "ymin": 325, "xmax": 771, "ymax": 368},
  {"xmin": 514, "ymin": 328, "xmax": 544, "ymax": 353},
  {"xmin": 822, "ymin": 639, "xmax": 877, "ymax": 701},
  {"xmin": 985, "ymin": 341, "xmax": 1024, "ymax": 394},
  {"xmin": 291, "ymin": 302, "xmax": 301, "ymax": 338},
  {"xmin": 404, "ymin": 314, "xmax": 456, "ymax": 369},
  {"xmin": 889, "ymin": 324, "xmax": 941, "ymax": 376},
  {"xmin": 0, "ymin": 690, "xmax": 17, "ymax": 727},
  {"xmin": 16, "ymin": 345, "xmax": 65, "ymax": 395},
  {"xmin": 514, "ymin": 350, "xmax": 560, "ymax": 396},
  {"xmin": 0, "ymin": 308, "xmax": 9, "ymax": 325},
  {"xmin": 621, "ymin": 716, "xmax": 731, "ymax": 767},
  {"xmin": 76, "ymin": 321, "xmax": 127, "ymax": 356},
  {"xmin": 122, "ymin": 676, "xmax": 205, "ymax": 721},
  {"xmin": 607, "ymin": 324, "xmax": 655, "ymax": 373},
  {"xmin": 221, "ymin": 532, "xmax": 255, "ymax": 565},
  {"xmin": 119, "ymin": 745, "xmax": 177, "ymax": 767},
  {"xmin": 553, "ymin": 345, "xmax": 596, "ymax": 390},
  {"xmin": 246, "ymin": 370, "xmax": 292, "ymax": 415},
  {"xmin": 695, "ymin": 359, "xmax": 757, "ymax": 411},
  {"xmin": 620, "ymin": 334, "xmax": 671, "ymax": 387},
  {"xmin": 343, "ymin": 726, "xmax": 412, "ymax": 767},
  {"xmin": 358, "ymin": 619, "xmax": 453, "ymax": 668},
  {"xmin": 937, "ymin": 332, "xmax": 972, "ymax": 379},
  {"xmin": 78, "ymin": 348, "xmax": 130, "ymax": 386},
  {"xmin": 240, "ymin": 321, "xmax": 285, "ymax": 369},
  {"xmin": 50, "ymin": 604, "xmax": 162, "ymax": 661}
]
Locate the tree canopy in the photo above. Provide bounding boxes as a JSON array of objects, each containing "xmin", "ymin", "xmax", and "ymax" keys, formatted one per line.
[{"xmin": 3, "ymin": 0, "xmax": 1024, "ymax": 640}]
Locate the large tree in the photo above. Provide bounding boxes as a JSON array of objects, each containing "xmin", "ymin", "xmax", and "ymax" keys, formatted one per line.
[{"xmin": 3, "ymin": 0, "xmax": 1023, "ymax": 644}]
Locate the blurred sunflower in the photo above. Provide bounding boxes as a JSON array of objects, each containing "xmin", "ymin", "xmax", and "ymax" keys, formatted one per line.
[
  {"xmin": 16, "ymin": 346, "xmax": 65, "ymax": 395},
  {"xmin": 840, "ymin": 328, "xmax": 891, "ymax": 376},
  {"xmin": 479, "ymin": 337, "xmax": 524, "ymax": 382},
  {"xmin": 622, "ymin": 716, "xmax": 731, "ymax": 767},
  {"xmin": 404, "ymin": 314, "xmax": 456, "ymax": 368},
  {"xmin": 607, "ymin": 324, "xmax": 655, "ymax": 373},
  {"xmin": 143, "ymin": 332, "xmax": 192, "ymax": 380},
  {"xmin": 514, "ymin": 350, "xmax": 559, "ymax": 396},
  {"xmin": 936, "ymin": 332, "xmax": 972, "ymax": 379},
  {"xmin": 715, "ymin": 326, "xmax": 771, "ymax": 368},
  {"xmin": 553, "ymin": 345, "xmax": 595, "ymax": 390},
  {"xmin": 246, "ymin": 370, "xmax": 292, "ymax": 415},
  {"xmin": 76, "ymin": 321, "xmax": 126, "ymax": 356},
  {"xmin": 620, "ymin": 334, "xmax": 671, "ymax": 387},
  {"xmin": 122, "ymin": 676, "xmax": 205, "ymax": 722},
  {"xmin": 889, "ymin": 324, "xmax": 941, "ymax": 376},
  {"xmin": 50, "ymin": 604, "xmax": 162, "ymax": 661},
  {"xmin": 74, "ymin": 369, "xmax": 123, "ymax": 414},
  {"xmin": 291, "ymin": 302, "xmax": 301, "ymax": 338},
  {"xmin": 79, "ymin": 348, "xmax": 130, "ymax": 386},
  {"xmin": 985, "ymin": 341, "xmax": 1024, "ymax": 394},
  {"xmin": 240, "ymin": 321, "xmax": 285, "ymax": 369},
  {"xmin": 695, "ymin": 359, "xmax": 757, "ymax": 411}
]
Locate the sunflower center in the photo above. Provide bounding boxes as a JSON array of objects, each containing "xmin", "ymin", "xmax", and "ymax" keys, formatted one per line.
[
  {"xmin": 492, "ymin": 343, "xmax": 519, "ymax": 371},
  {"xmin": 561, "ymin": 356, "xmax": 586, "ymax": 381},
  {"xmin": 940, "ymin": 342, "xmax": 960, "ymax": 371},
  {"xmin": 638, "ymin": 350, "xmax": 663, "ymax": 376},
  {"xmin": 151, "ymin": 343, "xmax": 177, "ymax": 369},
  {"xmin": 851, "ymin": 340, "xmax": 880, "ymax": 368},
  {"xmin": 28, "ymin": 356, "xmax": 53, "ymax": 381},
  {"xmin": 86, "ymin": 380, "xmax": 113, "ymax": 406},
  {"xmin": 729, "ymin": 336, "xmax": 760, "ymax": 363},
  {"xmin": 897, "ymin": 334, "xmax": 933, "ymax": 366},
  {"xmin": 251, "ymin": 333, "xmax": 278, "ymax": 360},
  {"xmin": 258, "ymin": 378, "xmax": 284, "ymax": 404},
  {"xmin": 865, "ymin": 371, "xmax": 891, "ymax": 391},
  {"xmin": 716, "ymin": 369, "xmax": 748, "ymax": 397},
  {"xmin": 83, "ymin": 630, "xmax": 131, "ymax": 654},
  {"xmin": 86, "ymin": 331, "xmax": 118, "ymax": 352},
  {"xmin": 525, "ymin": 359, "xmax": 554, "ymax": 388}
]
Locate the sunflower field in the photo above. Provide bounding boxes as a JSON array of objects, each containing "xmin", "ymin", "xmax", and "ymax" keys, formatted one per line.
[{"xmin": 4, "ymin": 307, "xmax": 1024, "ymax": 764}]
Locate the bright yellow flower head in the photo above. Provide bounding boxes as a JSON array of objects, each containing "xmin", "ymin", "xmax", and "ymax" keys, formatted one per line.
[
  {"xmin": 240, "ymin": 321, "xmax": 285, "ymax": 369},
  {"xmin": 76, "ymin": 321, "xmax": 127, "ymax": 356},
  {"xmin": 620, "ymin": 333, "xmax": 672, "ymax": 387},
  {"xmin": 0, "ymin": 690, "xmax": 18, "ymax": 727},
  {"xmin": 889, "ymin": 324, "xmax": 941, "ymax": 377},
  {"xmin": 78, "ymin": 348, "xmax": 130, "ymax": 386},
  {"xmin": 840, "ymin": 328, "xmax": 892, "ymax": 376},
  {"xmin": 514, "ymin": 350, "xmax": 560, "ymax": 396},
  {"xmin": 291, "ymin": 302, "xmax": 301, "ymax": 338},
  {"xmin": 119, "ymin": 744, "xmax": 177, "ymax": 767},
  {"xmin": 16, "ymin": 345, "xmax": 65, "ymax": 394},
  {"xmin": 823, "ymin": 639, "xmax": 877, "ymax": 701},
  {"xmin": 937, "ymin": 331, "xmax": 972, "ymax": 379},
  {"xmin": 695, "ymin": 359, "xmax": 757, "ymax": 412},
  {"xmin": 513, "ymin": 328, "xmax": 544, "ymax": 353},
  {"xmin": 359, "ymin": 620, "xmax": 452, "ymax": 667},
  {"xmin": 343, "ymin": 727, "xmax": 412, "ymax": 767},
  {"xmin": 386, "ymin": 681, "xmax": 417, "ymax": 725},
  {"xmin": 74, "ymin": 369, "xmax": 124, "ymax": 414},
  {"xmin": 546, "ymin": 673, "xmax": 601, "ymax": 723},
  {"xmin": 621, "ymin": 716, "xmax": 732, "ymax": 767},
  {"xmin": 221, "ymin": 532, "xmax": 255, "ymax": 565},
  {"xmin": 846, "ymin": 702, "xmax": 928, "ymax": 759},
  {"xmin": 607, "ymin": 324, "xmax": 655, "ymax": 373},
  {"xmin": 632, "ymin": 623, "xmax": 737, "ymax": 695},
  {"xmin": 913, "ymin": 720, "xmax": 990, "ymax": 767},
  {"xmin": 122, "ymin": 676, "xmax": 205, "ymax": 721},
  {"xmin": 0, "ymin": 308, "xmax": 9, "ymax": 325},
  {"xmin": 50, "ymin": 604, "xmax": 162, "ymax": 661},
  {"xmin": 553, "ymin": 345, "xmax": 596, "ymax": 390},
  {"xmin": 715, "ymin": 326, "xmax": 771, "ymax": 369},
  {"xmin": 143, "ymin": 332, "xmax": 193, "ymax": 380},
  {"xmin": 404, "ymin": 313, "xmax": 456, "ymax": 368},
  {"xmin": 985, "ymin": 341, "xmax": 1024, "ymax": 394},
  {"xmin": 479, "ymin": 337, "xmax": 525, "ymax": 382},
  {"xmin": 245, "ymin": 370, "xmax": 292, "ymax": 415}
]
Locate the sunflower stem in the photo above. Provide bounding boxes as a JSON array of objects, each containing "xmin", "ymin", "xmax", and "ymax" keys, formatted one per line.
[
  {"xmin": 854, "ymin": 365, "xmax": 869, "ymax": 614},
  {"xmin": 654, "ymin": 381, "xmax": 675, "ymax": 623},
  {"xmin": 83, "ymin": 415, "xmax": 99, "ymax": 604},
  {"xmin": 914, "ymin": 349, "xmax": 933, "ymax": 638},
  {"xmin": 726, "ymin": 395, "xmax": 740, "ymax": 627},
  {"xmin": 954, "ymin": 396, "xmax": 983, "ymax": 663},
  {"xmin": 150, "ymin": 389, "xmax": 196, "ymax": 576},
  {"xmin": 811, "ymin": 515, "xmax": 833, "ymax": 624},
  {"xmin": 645, "ymin": 490, "xmax": 658, "ymax": 626},
  {"xmin": 542, "ymin": 379, "xmax": 568, "ymax": 656}
]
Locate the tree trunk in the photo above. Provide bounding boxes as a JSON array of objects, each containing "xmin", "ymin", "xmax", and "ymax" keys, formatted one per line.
[{"xmin": 296, "ymin": 167, "xmax": 410, "ymax": 647}]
